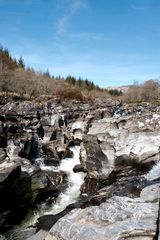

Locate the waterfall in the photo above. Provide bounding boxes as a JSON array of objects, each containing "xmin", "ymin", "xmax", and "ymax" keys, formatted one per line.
[
  {"xmin": 22, "ymin": 146, "xmax": 85, "ymax": 227},
  {"xmin": 46, "ymin": 146, "xmax": 85, "ymax": 214}
]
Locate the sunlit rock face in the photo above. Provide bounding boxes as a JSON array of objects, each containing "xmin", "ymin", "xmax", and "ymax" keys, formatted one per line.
[
  {"xmin": 46, "ymin": 196, "xmax": 159, "ymax": 240},
  {"xmin": 88, "ymin": 114, "xmax": 160, "ymax": 167}
]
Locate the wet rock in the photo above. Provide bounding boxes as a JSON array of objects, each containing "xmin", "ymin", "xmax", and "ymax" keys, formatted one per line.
[
  {"xmin": 63, "ymin": 131, "xmax": 73, "ymax": 146},
  {"xmin": 42, "ymin": 142, "xmax": 60, "ymax": 166},
  {"xmin": 73, "ymin": 164, "xmax": 87, "ymax": 173},
  {"xmin": 16, "ymin": 157, "xmax": 38, "ymax": 175},
  {"xmin": 36, "ymin": 200, "xmax": 88, "ymax": 232},
  {"xmin": 0, "ymin": 149, "xmax": 6, "ymax": 163},
  {"xmin": 80, "ymin": 173, "xmax": 100, "ymax": 194},
  {"xmin": 43, "ymin": 171, "xmax": 67, "ymax": 187},
  {"xmin": 31, "ymin": 169, "xmax": 58, "ymax": 203},
  {"xmin": 0, "ymin": 122, "xmax": 7, "ymax": 148},
  {"xmin": 56, "ymin": 144, "xmax": 72, "ymax": 160}
]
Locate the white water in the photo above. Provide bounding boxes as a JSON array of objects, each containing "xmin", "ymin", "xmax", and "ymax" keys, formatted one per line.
[
  {"xmin": 22, "ymin": 146, "xmax": 85, "ymax": 227},
  {"xmin": 146, "ymin": 161, "xmax": 160, "ymax": 181}
]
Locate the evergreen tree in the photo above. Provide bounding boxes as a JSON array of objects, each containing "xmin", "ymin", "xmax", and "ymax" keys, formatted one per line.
[{"xmin": 18, "ymin": 56, "xmax": 25, "ymax": 68}]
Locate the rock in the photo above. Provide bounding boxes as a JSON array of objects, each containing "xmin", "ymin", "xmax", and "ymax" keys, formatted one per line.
[
  {"xmin": 43, "ymin": 170, "xmax": 67, "ymax": 187},
  {"xmin": 6, "ymin": 139, "xmax": 21, "ymax": 160},
  {"xmin": 71, "ymin": 120, "xmax": 87, "ymax": 142},
  {"xmin": 31, "ymin": 169, "xmax": 59, "ymax": 203},
  {"xmin": 56, "ymin": 144, "xmax": 72, "ymax": 160},
  {"xmin": 42, "ymin": 126, "xmax": 55, "ymax": 142},
  {"xmin": 22, "ymin": 227, "xmax": 37, "ymax": 240},
  {"xmin": 88, "ymin": 116, "xmax": 160, "ymax": 167},
  {"xmin": 16, "ymin": 157, "xmax": 37, "ymax": 175},
  {"xmin": 73, "ymin": 129, "xmax": 83, "ymax": 143},
  {"xmin": 80, "ymin": 134, "xmax": 112, "ymax": 194},
  {"xmin": 0, "ymin": 149, "xmax": 6, "ymax": 162},
  {"xmin": 115, "ymin": 131, "xmax": 160, "ymax": 166},
  {"xmin": 0, "ymin": 163, "xmax": 32, "ymax": 227},
  {"xmin": 85, "ymin": 174, "xmax": 147, "ymax": 205},
  {"xmin": 36, "ymin": 200, "xmax": 88, "ymax": 232},
  {"xmin": 49, "ymin": 129, "xmax": 57, "ymax": 141},
  {"xmin": 140, "ymin": 183, "xmax": 160, "ymax": 202},
  {"xmin": 0, "ymin": 101, "xmax": 41, "ymax": 117},
  {"xmin": 26, "ymin": 230, "xmax": 48, "ymax": 240},
  {"xmin": 73, "ymin": 164, "xmax": 87, "ymax": 173},
  {"xmin": 42, "ymin": 142, "xmax": 60, "ymax": 166},
  {"xmin": 80, "ymin": 134, "xmax": 110, "ymax": 174},
  {"xmin": 0, "ymin": 234, "xmax": 7, "ymax": 240},
  {"xmin": 46, "ymin": 196, "xmax": 159, "ymax": 240},
  {"xmin": 80, "ymin": 173, "xmax": 100, "ymax": 194},
  {"xmin": 0, "ymin": 121, "xmax": 7, "ymax": 148},
  {"xmin": 20, "ymin": 133, "xmax": 43, "ymax": 163},
  {"xmin": 37, "ymin": 125, "xmax": 45, "ymax": 139}
]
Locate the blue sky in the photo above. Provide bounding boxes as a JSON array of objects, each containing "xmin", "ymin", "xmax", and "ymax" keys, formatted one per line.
[{"xmin": 0, "ymin": 0, "xmax": 160, "ymax": 87}]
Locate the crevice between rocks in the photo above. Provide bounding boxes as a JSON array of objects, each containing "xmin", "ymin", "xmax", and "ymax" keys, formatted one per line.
[{"xmin": 154, "ymin": 200, "xmax": 160, "ymax": 240}]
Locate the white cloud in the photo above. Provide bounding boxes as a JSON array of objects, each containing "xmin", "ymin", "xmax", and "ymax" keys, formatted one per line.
[{"xmin": 56, "ymin": 0, "xmax": 88, "ymax": 34}]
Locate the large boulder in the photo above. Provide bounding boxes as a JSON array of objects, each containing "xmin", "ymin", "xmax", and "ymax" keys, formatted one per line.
[
  {"xmin": 31, "ymin": 169, "xmax": 59, "ymax": 204},
  {"xmin": 46, "ymin": 196, "xmax": 159, "ymax": 240},
  {"xmin": 71, "ymin": 120, "xmax": 88, "ymax": 142},
  {"xmin": 20, "ymin": 133, "xmax": 43, "ymax": 163},
  {"xmin": 0, "ymin": 149, "xmax": 6, "ymax": 163},
  {"xmin": 0, "ymin": 121, "xmax": 7, "ymax": 148},
  {"xmin": 80, "ymin": 134, "xmax": 111, "ymax": 174},
  {"xmin": 0, "ymin": 162, "xmax": 32, "ymax": 227},
  {"xmin": 80, "ymin": 135, "xmax": 113, "ymax": 194},
  {"xmin": 88, "ymin": 115, "xmax": 160, "ymax": 167},
  {"xmin": 42, "ymin": 142, "xmax": 60, "ymax": 166}
]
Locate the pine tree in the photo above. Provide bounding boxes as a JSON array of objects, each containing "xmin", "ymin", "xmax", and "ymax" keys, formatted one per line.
[{"xmin": 18, "ymin": 56, "xmax": 25, "ymax": 69}]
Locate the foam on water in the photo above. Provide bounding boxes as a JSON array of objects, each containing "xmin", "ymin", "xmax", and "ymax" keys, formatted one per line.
[
  {"xmin": 22, "ymin": 146, "xmax": 85, "ymax": 227},
  {"xmin": 145, "ymin": 161, "xmax": 160, "ymax": 181}
]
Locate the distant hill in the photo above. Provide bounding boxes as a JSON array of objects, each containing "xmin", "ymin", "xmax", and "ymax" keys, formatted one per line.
[{"xmin": 106, "ymin": 85, "xmax": 130, "ymax": 93}]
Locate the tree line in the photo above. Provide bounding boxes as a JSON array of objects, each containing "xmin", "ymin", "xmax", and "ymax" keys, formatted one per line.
[
  {"xmin": 0, "ymin": 44, "xmax": 159, "ymax": 103},
  {"xmin": 0, "ymin": 45, "xmax": 106, "ymax": 101}
]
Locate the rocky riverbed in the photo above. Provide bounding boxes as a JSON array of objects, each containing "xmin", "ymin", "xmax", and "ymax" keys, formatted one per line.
[{"xmin": 0, "ymin": 99, "xmax": 159, "ymax": 240}]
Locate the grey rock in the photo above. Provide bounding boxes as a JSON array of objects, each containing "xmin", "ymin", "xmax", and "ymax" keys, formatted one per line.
[
  {"xmin": 80, "ymin": 134, "xmax": 113, "ymax": 194},
  {"xmin": 88, "ymin": 116, "xmax": 160, "ymax": 166},
  {"xmin": 26, "ymin": 230, "xmax": 48, "ymax": 240},
  {"xmin": 80, "ymin": 134, "xmax": 110, "ymax": 175},
  {"xmin": 46, "ymin": 196, "xmax": 158, "ymax": 240},
  {"xmin": 42, "ymin": 142, "xmax": 60, "ymax": 166},
  {"xmin": 0, "ymin": 234, "xmax": 7, "ymax": 240},
  {"xmin": 140, "ymin": 183, "xmax": 160, "ymax": 202},
  {"xmin": 0, "ymin": 149, "xmax": 6, "ymax": 162}
]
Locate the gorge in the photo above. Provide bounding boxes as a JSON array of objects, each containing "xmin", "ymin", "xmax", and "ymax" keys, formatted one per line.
[{"xmin": 0, "ymin": 98, "xmax": 159, "ymax": 240}]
